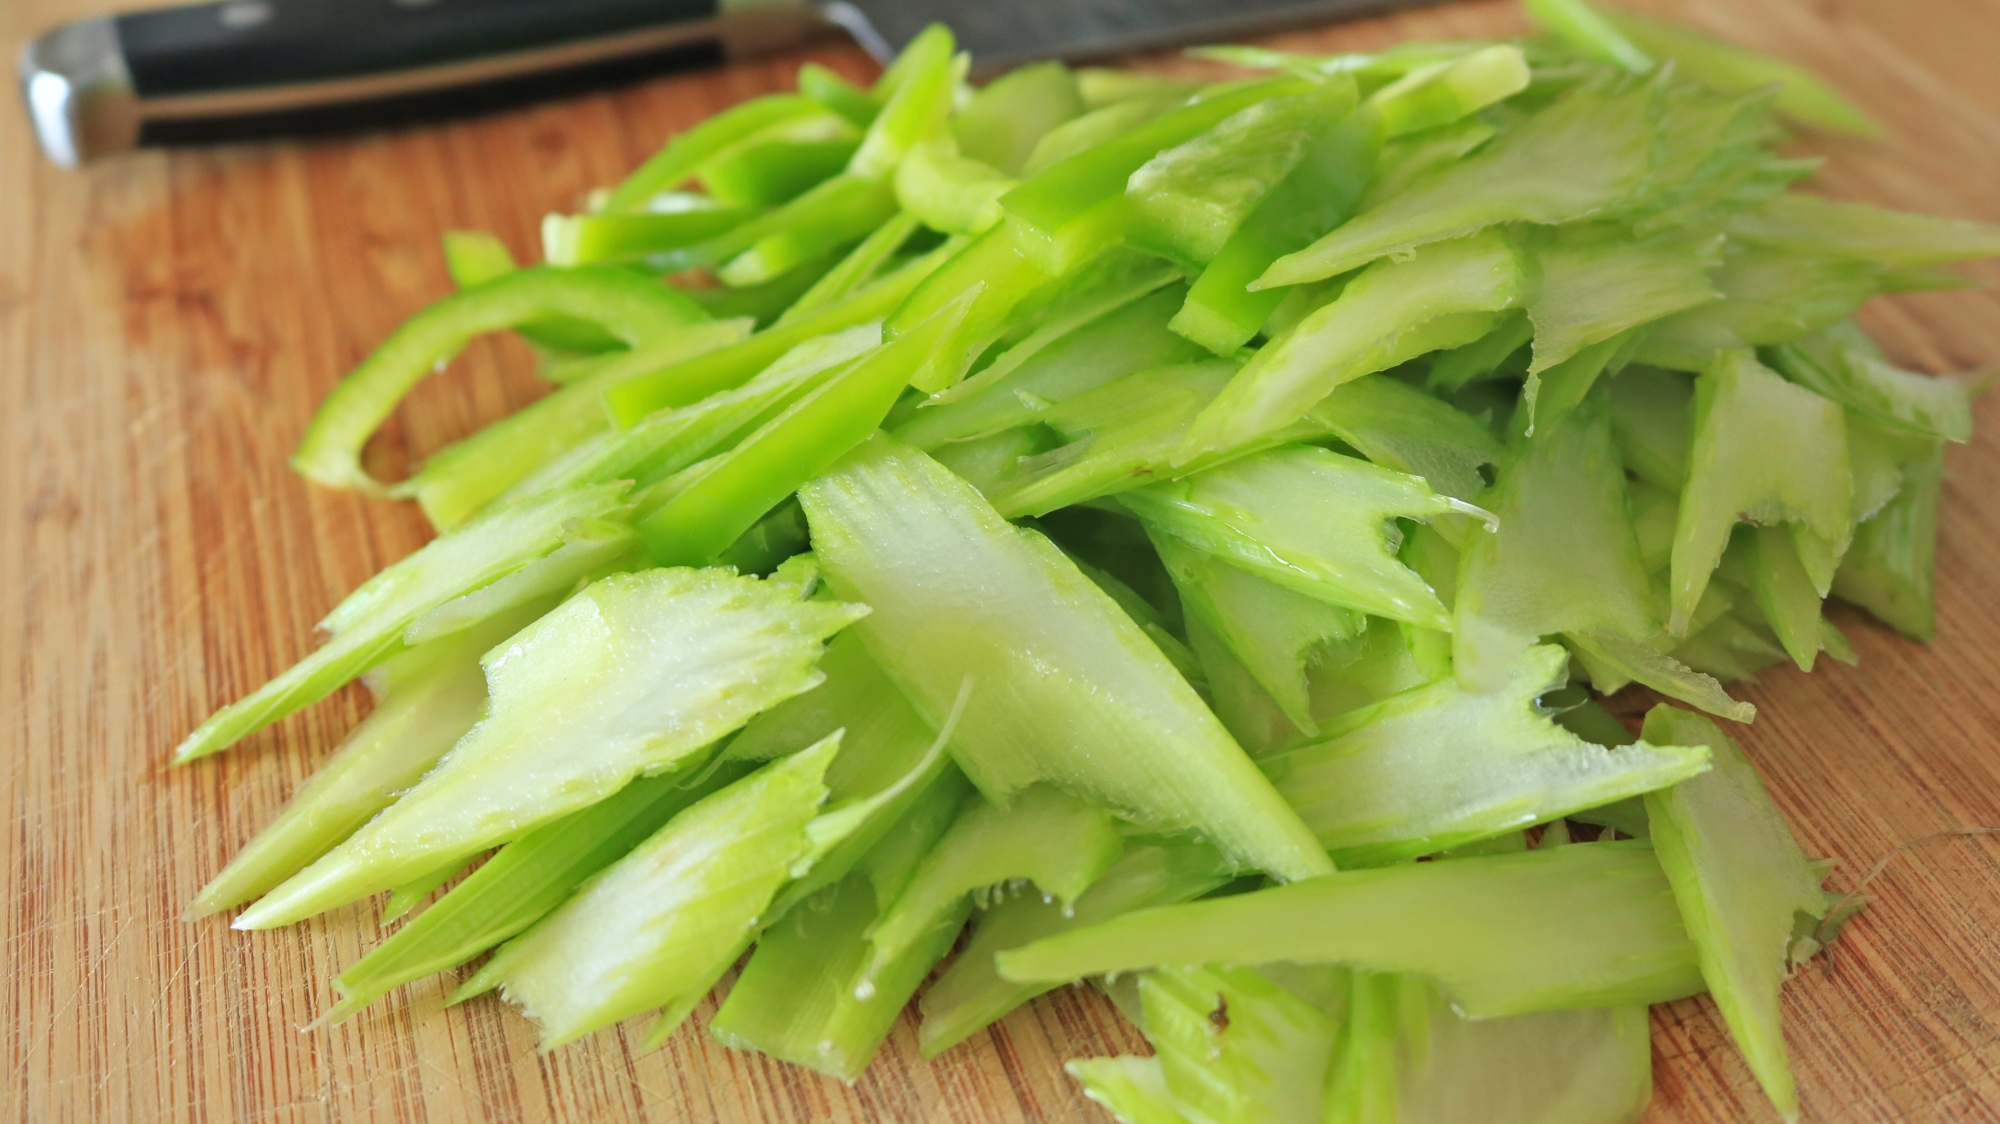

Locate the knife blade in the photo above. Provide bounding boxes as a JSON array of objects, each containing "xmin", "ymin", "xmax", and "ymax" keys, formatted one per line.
[{"xmin": 18, "ymin": 0, "xmax": 1432, "ymax": 167}]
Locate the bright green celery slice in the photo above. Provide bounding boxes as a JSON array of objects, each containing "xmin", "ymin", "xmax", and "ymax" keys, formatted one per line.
[
  {"xmin": 633, "ymin": 286, "xmax": 976, "ymax": 566},
  {"xmin": 1305, "ymin": 374, "xmax": 1504, "ymax": 502},
  {"xmin": 1526, "ymin": 224, "xmax": 1721, "ymax": 383},
  {"xmin": 1355, "ymin": 116, "xmax": 1495, "ymax": 216},
  {"xmin": 1454, "ymin": 395, "xmax": 1657, "ymax": 690},
  {"xmin": 845, "ymin": 24, "xmax": 961, "ymax": 181},
  {"xmin": 541, "ymin": 203, "xmax": 756, "ymax": 267},
  {"xmin": 1602, "ymin": 8, "xmax": 1881, "ymax": 135},
  {"xmin": 1260, "ymin": 644, "xmax": 1709, "ymax": 865},
  {"xmin": 1122, "ymin": 444, "xmax": 1488, "ymax": 630},
  {"xmin": 1063, "ymin": 553, "xmax": 1206, "ymax": 687},
  {"xmin": 894, "ymin": 274, "xmax": 1197, "ymax": 449},
  {"xmin": 1069, "ymin": 1057, "xmax": 1189, "ymax": 1124},
  {"xmin": 1184, "ymin": 229, "xmax": 1522, "ymax": 459},
  {"xmin": 919, "ymin": 841, "xmax": 1233, "ymax": 1057},
  {"xmin": 953, "ymin": 61, "xmax": 1086, "ymax": 176},
  {"xmin": 1256, "ymin": 74, "xmax": 1658, "ymax": 287},
  {"xmin": 799, "ymin": 433, "xmax": 1334, "ymax": 882},
  {"xmin": 1642, "ymin": 705, "xmax": 1830, "ymax": 1122},
  {"xmin": 234, "ymin": 568, "xmax": 865, "ymax": 928},
  {"xmin": 1428, "ymin": 309, "xmax": 1530, "ymax": 395},
  {"xmin": 391, "ymin": 317, "xmax": 754, "ymax": 530},
  {"xmin": 880, "ymin": 222, "xmax": 1056, "ymax": 393},
  {"xmin": 1727, "ymin": 192, "xmax": 2000, "ymax": 268},
  {"xmin": 175, "ymin": 481, "xmax": 631, "ymax": 763},
  {"xmin": 324, "ymin": 754, "xmax": 756, "ymax": 1023},
  {"xmin": 705, "ymin": 173, "xmax": 900, "ymax": 287},
  {"xmin": 1154, "ymin": 533, "xmax": 1365, "ymax": 735},
  {"xmin": 291, "ymin": 268, "xmax": 709, "ymax": 494},
  {"xmin": 471, "ymin": 735, "xmax": 845, "ymax": 1049},
  {"xmin": 1171, "ymin": 105, "xmax": 1380, "ymax": 356},
  {"xmin": 1767, "ymin": 321, "xmax": 1979, "ymax": 443},
  {"xmin": 1636, "ymin": 247, "xmax": 1882, "ymax": 370},
  {"xmin": 1743, "ymin": 525, "xmax": 1827, "ymax": 671},
  {"xmin": 861, "ymin": 784, "xmax": 1124, "ymax": 990},
  {"xmin": 1606, "ymin": 365, "xmax": 1694, "ymax": 489},
  {"xmin": 1140, "ymin": 964, "xmax": 1341, "ymax": 1124},
  {"xmin": 997, "ymin": 839, "xmax": 1704, "ymax": 1017},
  {"xmin": 1125, "ymin": 78, "xmax": 1360, "ymax": 269},
  {"xmin": 1567, "ymin": 627, "xmax": 1757, "ymax": 725},
  {"xmin": 601, "ymin": 94, "xmax": 824, "ymax": 213},
  {"xmin": 1833, "ymin": 442, "xmax": 1943, "ymax": 640},
  {"xmin": 1000, "ymin": 77, "xmax": 1314, "ymax": 272},
  {"xmin": 1367, "ymin": 44, "xmax": 1530, "ymax": 137},
  {"xmin": 1671, "ymin": 349, "xmax": 1850, "ymax": 632},
  {"xmin": 1523, "ymin": 0, "xmax": 1653, "ymax": 72},
  {"xmin": 894, "ymin": 136, "xmax": 1015, "ymax": 234},
  {"xmin": 1322, "ymin": 970, "xmax": 1401, "ymax": 1124},
  {"xmin": 188, "ymin": 602, "xmax": 546, "ymax": 917}
]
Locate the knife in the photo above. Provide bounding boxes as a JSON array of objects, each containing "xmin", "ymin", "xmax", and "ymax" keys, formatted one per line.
[{"xmin": 19, "ymin": 0, "xmax": 1427, "ymax": 167}]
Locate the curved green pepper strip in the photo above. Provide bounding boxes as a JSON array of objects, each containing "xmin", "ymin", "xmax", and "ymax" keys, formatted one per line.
[
  {"xmin": 799, "ymin": 62, "xmax": 880, "ymax": 128},
  {"xmin": 291, "ymin": 267, "xmax": 709, "ymax": 493},
  {"xmin": 600, "ymin": 93, "xmax": 823, "ymax": 213}
]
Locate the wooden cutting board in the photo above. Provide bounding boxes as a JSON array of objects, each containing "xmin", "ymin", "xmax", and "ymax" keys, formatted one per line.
[{"xmin": 6, "ymin": 0, "xmax": 2000, "ymax": 1119}]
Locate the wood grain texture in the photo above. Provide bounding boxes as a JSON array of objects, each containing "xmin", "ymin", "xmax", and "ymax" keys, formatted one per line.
[{"xmin": 5, "ymin": 0, "xmax": 2000, "ymax": 1120}]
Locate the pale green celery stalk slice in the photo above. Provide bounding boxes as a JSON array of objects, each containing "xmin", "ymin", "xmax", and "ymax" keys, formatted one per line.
[
  {"xmin": 862, "ymin": 784, "xmax": 1124, "ymax": 990},
  {"xmin": 1524, "ymin": 330, "xmax": 1643, "ymax": 437},
  {"xmin": 1069, "ymin": 1057, "xmax": 1191, "ymax": 1124},
  {"xmin": 1312, "ymin": 616, "xmax": 1442, "ymax": 728},
  {"xmin": 1642, "ymin": 705, "xmax": 1829, "ymax": 1122},
  {"xmin": 235, "ymin": 569, "xmax": 865, "ymax": 928},
  {"xmin": 379, "ymin": 858, "xmax": 471, "ymax": 923},
  {"xmin": 954, "ymin": 62, "xmax": 1086, "ymax": 176},
  {"xmin": 1307, "ymin": 374, "xmax": 1504, "ymax": 502},
  {"xmin": 1064, "ymin": 553, "xmax": 1206, "ymax": 687},
  {"xmin": 930, "ymin": 427, "xmax": 1043, "ymax": 497},
  {"xmin": 189, "ymin": 602, "xmax": 546, "ymax": 917},
  {"xmin": 1126, "ymin": 78, "xmax": 1360, "ymax": 269},
  {"xmin": 1187, "ymin": 41, "xmax": 1482, "ymax": 83},
  {"xmin": 1186, "ymin": 613, "xmax": 1309, "ymax": 756},
  {"xmin": 1153, "ymin": 533, "xmax": 1365, "ymax": 734},
  {"xmin": 997, "ymin": 840, "xmax": 1704, "ymax": 1017},
  {"xmin": 1767, "ymin": 321, "xmax": 1980, "ymax": 443},
  {"xmin": 1322, "ymin": 970, "xmax": 1402, "ymax": 1124},
  {"xmin": 894, "ymin": 280, "xmax": 1199, "ymax": 449},
  {"xmin": 1670, "ymin": 605, "xmax": 1794, "ymax": 684},
  {"xmin": 776, "ymin": 212, "xmax": 921, "ymax": 327},
  {"xmin": 1428, "ymin": 309, "xmax": 1533, "ymax": 395},
  {"xmin": 1527, "ymin": 224, "xmax": 1721, "ymax": 378},
  {"xmin": 846, "ymin": 25, "xmax": 961, "ymax": 181},
  {"xmin": 1636, "ymin": 248, "xmax": 1883, "ymax": 371},
  {"xmin": 895, "ymin": 136, "xmax": 1015, "ymax": 235},
  {"xmin": 1122, "ymin": 444, "xmax": 1488, "ymax": 630},
  {"xmin": 1355, "ymin": 116, "xmax": 1494, "ymax": 216},
  {"xmin": 1392, "ymin": 976, "xmax": 1655, "ymax": 1124},
  {"xmin": 1744, "ymin": 525, "xmax": 1826, "ymax": 671},
  {"xmin": 1368, "ymin": 44, "xmax": 1529, "ymax": 137},
  {"xmin": 1620, "ymin": 80, "xmax": 1791, "ymax": 234},
  {"xmin": 1452, "ymin": 396, "xmax": 1657, "ymax": 691},
  {"xmin": 175, "ymin": 481, "xmax": 631, "ymax": 764},
  {"xmin": 1257, "ymin": 74, "xmax": 1658, "ymax": 286},
  {"xmin": 323, "ymin": 754, "xmax": 754, "ymax": 1023},
  {"xmin": 1260, "ymin": 645, "xmax": 1708, "ymax": 865},
  {"xmin": 1606, "ymin": 365, "xmax": 1694, "ymax": 489},
  {"xmin": 1727, "ymin": 193, "xmax": 2000, "ymax": 268},
  {"xmin": 799, "ymin": 433, "xmax": 1333, "ymax": 882},
  {"xmin": 919, "ymin": 841, "xmax": 1233, "ymax": 1057},
  {"xmin": 1629, "ymin": 478, "xmax": 1679, "ymax": 573},
  {"xmin": 1566, "ymin": 630, "xmax": 1755, "ymax": 723},
  {"xmin": 1141, "ymin": 965, "xmax": 1340, "ymax": 1124},
  {"xmin": 401, "ymin": 520, "xmax": 644, "ymax": 646},
  {"xmin": 1186, "ymin": 229, "xmax": 1522, "ymax": 459},
  {"xmin": 1833, "ymin": 443, "xmax": 1943, "ymax": 640},
  {"xmin": 1602, "ymin": 8, "xmax": 1882, "ymax": 135},
  {"xmin": 471, "ymin": 735, "xmax": 843, "ymax": 1049},
  {"xmin": 1671, "ymin": 349, "xmax": 1851, "ymax": 632},
  {"xmin": 1523, "ymin": 0, "xmax": 1652, "ymax": 72}
]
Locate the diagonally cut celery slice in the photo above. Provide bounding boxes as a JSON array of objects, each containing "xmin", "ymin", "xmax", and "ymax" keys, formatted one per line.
[
  {"xmin": 236, "ymin": 568, "xmax": 865, "ymax": 927},
  {"xmin": 998, "ymin": 840, "xmax": 1705, "ymax": 1018},
  {"xmin": 1767, "ymin": 321, "xmax": 1981, "ymax": 444},
  {"xmin": 1566, "ymin": 629, "xmax": 1756, "ymax": 724},
  {"xmin": 175, "ymin": 480, "xmax": 632, "ymax": 763},
  {"xmin": 1124, "ymin": 445, "xmax": 1488, "ymax": 630},
  {"xmin": 1304, "ymin": 374, "xmax": 1503, "ymax": 503},
  {"xmin": 1833, "ymin": 442, "xmax": 1943, "ymax": 640},
  {"xmin": 1142, "ymin": 964, "xmax": 1340, "ymax": 1124},
  {"xmin": 1527, "ymin": 225, "xmax": 1721, "ymax": 377},
  {"xmin": 1637, "ymin": 248, "xmax": 1882, "ymax": 371},
  {"xmin": 1642, "ymin": 705, "xmax": 1829, "ymax": 1122},
  {"xmin": 1260, "ymin": 645, "xmax": 1709, "ymax": 865},
  {"xmin": 401, "ymin": 518, "xmax": 644, "ymax": 646},
  {"xmin": 1368, "ymin": 44, "xmax": 1530, "ymax": 137},
  {"xmin": 1069, "ymin": 1057, "xmax": 1190, "ymax": 1124},
  {"xmin": 1600, "ymin": 8, "xmax": 1882, "ymax": 135},
  {"xmin": 1726, "ymin": 192, "xmax": 2000, "ymax": 268},
  {"xmin": 799, "ymin": 434, "xmax": 1334, "ymax": 882},
  {"xmin": 1743, "ymin": 524, "xmax": 1826, "ymax": 671}
]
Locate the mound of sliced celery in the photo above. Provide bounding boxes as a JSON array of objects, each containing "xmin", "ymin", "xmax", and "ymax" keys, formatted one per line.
[{"xmin": 181, "ymin": 0, "xmax": 1996, "ymax": 1118}]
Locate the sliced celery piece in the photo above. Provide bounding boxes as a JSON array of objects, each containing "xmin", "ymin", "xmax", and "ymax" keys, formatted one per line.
[
  {"xmin": 1322, "ymin": 970, "xmax": 1402, "ymax": 1124},
  {"xmin": 1524, "ymin": 0, "xmax": 1652, "ymax": 72},
  {"xmin": 175, "ymin": 481, "xmax": 631, "ymax": 763},
  {"xmin": 1257, "ymin": 75, "xmax": 1657, "ymax": 286},
  {"xmin": 393, "ymin": 317, "xmax": 754, "ymax": 529},
  {"xmin": 863, "ymin": 784, "xmax": 1123, "ymax": 988},
  {"xmin": 1768, "ymin": 321, "xmax": 1979, "ymax": 443},
  {"xmin": 881, "ymin": 222, "xmax": 1057, "ymax": 393},
  {"xmin": 1154, "ymin": 533, "xmax": 1364, "ymax": 734},
  {"xmin": 1124, "ymin": 445, "xmax": 1484, "ymax": 629},
  {"xmin": 188, "ymin": 603, "xmax": 542, "ymax": 916},
  {"xmin": 1186, "ymin": 229, "xmax": 1522, "ymax": 458},
  {"xmin": 325, "ymin": 755, "xmax": 754, "ymax": 1023},
  {"xmin": 1728, "ymin": 192, "xmax": 2000, "ymax": 268},
  {"xmin": 1356, "ymin": 116, "xmax": 1494, "ymax": 215},
  {"xmin": 1308, "ymin": 374, "xmax": 1504, "ymax": 502},
  {"xmin": 1606, "ymin": 365, "xmax": 1694, "ymax": 489},
  {"xmin": 1065, "ymin": 553, "xmax": 1206, "ymax": 687},
  {"xmin": 954, "ymin": 62, "xmax": 1087, "ymax": 176},
  {"xmin": 799, "ymin": 434, "xmax": 1333, "ymax": 882},
  {"xmin": 846, "ymin": 25, "xmax": 961, "ymax": 181},
  {"xmin": 1671, "ymin": 350, "xmax": 1850, "ymax": 631},
  {"xmin": 1260, "ymin": 645, "xmax": 1709, "ymax": 865},
  {"xmin": 1126, "ymin": 78, "xmax": 1360, "ymax": 268},
  {"xmin": 473, "ymin": 736, "xmax": 843, "ymax": 1048},
  {"xmin": 998, "ymin": 840, "xmax": 1704, "ymax": 1018},
  {"xmin": 1603, "ymin": 8, "xmax": 1882, "ymax": 135},
  {"xmin": 1141, "ymin": 964, "xmax": 1339, "ymax": 1124},
  {"xmin": 919, "ymin": 841, "xmax": 1232, "ymax": 1056},
  {"xmin": 1188, "ymin": 42, "xmax": 1481, "ymax": 83},
  {"xmin": 236, "ymin": 569, "xmax": 864, "ymax": 927},
  {"xmin": 1368, "ymin": 44, "xmax": 1530, "ymax": 137},
  {"xmin": 1744, "ymin": 524, "xmax": 1825, "ymax": 671},
  {"xmin": 894, "ymin": 136, "xmax": 1014, "ymax": 234},
  {"xmin": 1069, "ymin": 1057, "xmax": 1190, "ymax": 1124},
  {"xmin": 1637, "ymin": 248, "xmax": 1881, "ymax": 370},
  {"xmin": 602, "ymin": 94, "xmax": 824, "ymax": 213},
  {"xmin": 1642, "ymin": 705, "xmax": 1830, "ymax": 1121},
  {"xmin": 1527, "ymin": 224, "xmax": 1721, "ymax": 377},
  {"xmin": 1833, "ymin": 442, "xmax": 1943, "ymax": 640},
  {"xmin": 379, "ymin": 858, "xmax": 469, "ymax": 923},
  {"xmin": 1567, "ymin": 630, "xmax": 1756, "ymax": 724},
  {"xmin": 1454, "ymin": 396, "xmax": 1657, "ymax": 690},
  {"xmin": 1428, "ymin": 308, "xmax": 1533, "ymax": 395}
]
